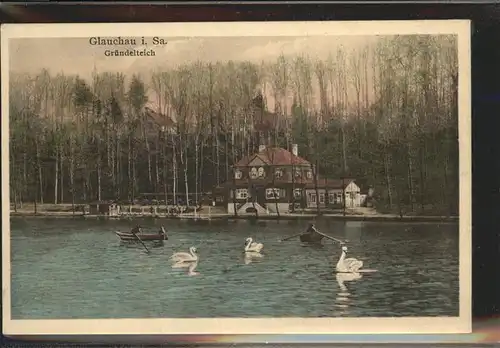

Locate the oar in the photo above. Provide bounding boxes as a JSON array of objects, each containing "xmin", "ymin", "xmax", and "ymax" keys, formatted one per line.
[
  {"xmin": 280, "ymin": 232, "xmax": 303, "ymax": 242},
  {"xmin": 132, "ymin": 230, "xmax": 150, "ymax": 253},
  {"xmin": 313, "ymin": 228, "xmax": 347, "ymax": 244}
]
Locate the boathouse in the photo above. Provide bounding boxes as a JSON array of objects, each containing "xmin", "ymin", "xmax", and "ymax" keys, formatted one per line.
[{"xmin": 214, "ymin": 144, "xmax": 364, "ymax": 215}]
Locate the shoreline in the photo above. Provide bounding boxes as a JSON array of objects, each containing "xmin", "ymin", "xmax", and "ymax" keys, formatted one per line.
[{"xmin": 9, "ymin": 211, "xmax": 458, "ymax": 223}]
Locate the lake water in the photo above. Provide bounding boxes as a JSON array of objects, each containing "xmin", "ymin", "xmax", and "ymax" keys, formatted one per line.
[{"xmin": 10, "ymin": 217, "xmax": 459, "ymax": 319}]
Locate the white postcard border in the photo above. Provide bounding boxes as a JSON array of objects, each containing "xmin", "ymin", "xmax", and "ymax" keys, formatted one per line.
[{"xmin": 1, "ymin": 20, "xmax": 472, "ymax": 336}]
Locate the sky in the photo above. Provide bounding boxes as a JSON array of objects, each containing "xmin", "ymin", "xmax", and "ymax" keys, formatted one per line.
[
  {"xmin": 9, "ymin": 36, "xmax": 380, "ymax": 79},
  {"xmin": 8, "ymin": 34, "xmax": 458, "ymax": 116},
  {"xmin": 9, "ymin": 35, "xmax": 384, "ymax": 113}
]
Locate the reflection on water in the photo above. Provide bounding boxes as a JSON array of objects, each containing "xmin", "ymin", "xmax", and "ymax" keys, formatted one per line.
[
  {"xmin": 10, "ymin": 218, "xmax": 459, "ymax": 319},
  {"xmin": 243, "ymin": 251, "xmax": 264, "ymax": 265},
  {"xmin": 335, "ymin": 272, "xmax": 363, "ymax": 315},
  {"xmin": 172, "ymin": 260, "xmax": 200, "ymax": 276}
]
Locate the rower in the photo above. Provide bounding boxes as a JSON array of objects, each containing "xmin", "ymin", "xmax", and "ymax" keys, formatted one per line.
[
  {"xmin": 305, "ymin": 223, "xmax": 317, "ymax": 234},
  {"xmin": 159, "ymin": 226, "xmax": 168, "ymax": 240},
  {"xmin": 131, "ymin": 225, "xmax": 142, "ymax": 235}
]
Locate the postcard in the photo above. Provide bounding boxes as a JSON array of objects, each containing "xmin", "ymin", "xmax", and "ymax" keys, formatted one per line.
[{"xmin": 1, "ymin": 20, "xmax": 471, "ymax": 336}]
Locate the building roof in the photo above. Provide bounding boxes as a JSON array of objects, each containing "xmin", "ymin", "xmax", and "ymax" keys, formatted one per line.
[
  {"xmin": 144, "ymin": 107, "xmax": 176, "ymax": 129},
  {"xmin": 234, "ymin": 147, "xmax": 311, "ymax": 167},
  {"xmin": 216, "ymin": 177, "xmax": 356, "ymax": 190},
  {"xmin": 250, "ymin": 93, "xmax": 286, "ymax": 131}
]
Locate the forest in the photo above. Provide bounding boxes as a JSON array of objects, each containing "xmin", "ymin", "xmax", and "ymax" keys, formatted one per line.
[{"xmin": 8, "ymin": 35, "xmax": 459, "ymax": 216}]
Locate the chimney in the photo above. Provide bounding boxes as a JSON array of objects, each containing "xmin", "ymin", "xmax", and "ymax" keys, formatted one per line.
[
  {"xmin": 258, "ymin": 144, "xmax": 266, "ymax": 152},
  {"xmin": 292, "ymin": 144, "xmax": 298, "ymax": 156}
]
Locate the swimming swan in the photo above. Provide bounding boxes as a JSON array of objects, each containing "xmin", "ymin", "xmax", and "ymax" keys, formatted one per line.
[
  {"xmin": 336, "ymin": 272, "xmax": 362, "ymax": 292},
  {"xmin": 170, "ymin": 246, "xmax": 198, "ymax": 263},
  {"xmin": 244, "ymin": 237, "xmax": 263, "ymax": 253},
  {"xmin": 244, "ymin": 251, "xmax": 264, "ymax": 265},
  {"xmin": 336, "ymin": 245, "xmax": 363, "ymax": 273},
  {"xmin": 172, "ymin": 260, "xmax": 200, "ymax": 276}
]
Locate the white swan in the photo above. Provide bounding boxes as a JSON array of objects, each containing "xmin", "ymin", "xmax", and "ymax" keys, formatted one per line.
[
  {"xmin": 244, "ymin": 237, "xmax": 263, "ymax": 253},
  {"xmin": 336, "ymin": 245, "xmax": 363, "ymax": 273},
  {"xmin": 170, "ymin": 246, "xmax": 198, "ymax": 263},
  {"xmin": 172, "ymin": 260, "xmax": 200, "ymax": 276},
  {"xmin": 336, "ymin": 272, "xmax": 362, "ymax": 292},
  {"xmin": 243, "ymin": 251, "xmax": 264, "ymax": 265}
]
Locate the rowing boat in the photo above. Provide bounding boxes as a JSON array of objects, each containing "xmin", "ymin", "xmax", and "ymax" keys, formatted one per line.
[
  {"xmin": 115, "ymin": 231, "xmax": 168, "ymax": 241},
  {"xmin": 115, "ymin": 226, "xmax": 168, "ymax": 241},
  {"xmin": 299, "ymin": 232, "xmax": 324, "ymax": 243}
]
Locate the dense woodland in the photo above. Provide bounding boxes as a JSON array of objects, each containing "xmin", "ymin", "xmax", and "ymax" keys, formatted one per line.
[{"xmin": 9, "ymin": 35, "xmax": 459, "ymax": 215}]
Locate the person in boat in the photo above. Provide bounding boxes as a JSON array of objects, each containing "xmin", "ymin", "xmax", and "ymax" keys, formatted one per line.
[
  {"xmin": 305, "ymin": 223, "xmax": 316, "ymax": 234},
  {"xmin": 130, "ymin": 225, "xmax": 142, "ymax": 235},
  {"xmin": 155, "ymin": 225, "xmax": 167, "ymax": 241},
  {"xmin": 158, "ymin": 226, "xmax": 167, "ymax": 236},
  {"xmin": 300, "ymin": 223, "xmax": 324, "ymax": 243}
]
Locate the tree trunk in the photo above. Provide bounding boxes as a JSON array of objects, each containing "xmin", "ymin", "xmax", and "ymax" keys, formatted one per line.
[
  {"xmin": 199, "ymin": 136, "xmax": 205, "ymax": 194},
  {"xmin": 406, "ymin": 143, "xmax": 415, "ymax": 212},
  {"xmin": 341, "ymin": 126, "xmax": 347, "ymax": 173},
  {"xmin": 116, "ymin": 132, "xmax": 121, "ymax": 199},
  {"xmin": 143, "ymin": 124, "xmax": 153, "ymax": 189},
  {"xmin": 418, "ymin": 136, "xmax": 426, "ymax": 211},
  {"xmin": 155, "ymin": 132, "xmax": 160, "ymax": 195},
  {"xmin": 60, "ymin": 150, "xmax": 64, "ymax": 203},
  {"xmin": 181, "ymin": 136, "xmax": 190, "ymax": 208},
  {"xmin": 216, "ymin": 135, "xmax": 220, "ymax": 186},
  {"xmin": 291, "ymin": 147, "xmax": 296, "ymax": 212},
  {"xmin": 36, "ymin": 142, "xmax": 44, "ymax": 204},
  {"xmin": 54, "ymin": 153, "xmax": 59, "ymax": 204},
  {"xmin": 23, "ymin": 153, "xmax": 27, "ymax": 207},
  {"xmin": 195, "ymin": 135, "xmax": 199, "ymax": 204},
  {"xmin": 172, "ymin": 136, "xmax": 177, "ymax": 205},
  {"xmin": 69, "ymin": 141, "xmax": 75, "ymax": 216},
  {"xmin": 132, "ymin": 144, "xmax": 137, "ymax": 202},
  {"xmin": 162, "ymin": 132, "xmax": 168, "ymax": 210},
  {"xmin": 384, "ymin": 151, "xmax": 393, "ymax": 208},
  {"xmin": 127, "ymin": 134, "xmax": 132, "ymax": 201},
  {"xmin": 97, "ymin": 146, "xmax": 102, "ymax": 202}
]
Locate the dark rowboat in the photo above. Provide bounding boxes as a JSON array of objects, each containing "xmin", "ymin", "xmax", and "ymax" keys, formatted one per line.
[
  {"xmin": 115, "ymin": 232, "xmax": 168, "ymax": 241},
  {"xmin": 299, "ymin": 232, "xmax": 324, "ymax": 243},
  {"xmin": 115, "ymin": 226, "xmax": 168, "ymax": 242}
]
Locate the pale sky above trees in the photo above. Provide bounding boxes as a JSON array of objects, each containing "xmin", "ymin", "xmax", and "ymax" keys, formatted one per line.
[
  {"xmin": 10, "ymin": 36, "xmax": 378, "ymax": 78},
  {"xmin": 9, "ymin": 35, "xmax": 457, "ymax": 115}
]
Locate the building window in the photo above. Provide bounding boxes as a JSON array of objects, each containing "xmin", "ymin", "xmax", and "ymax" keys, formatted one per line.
[
  {"xmin": 266, "ymin": 188, "xmax": 280, "ymax": 200},
  {"xmin": 293, "ymin": 188, "xmax": 302, "ymax": 199},
  {"xmin": 294, "ymin": 169, "xmax": 301, "ymax": 178},
  {"xmin": 308, "ymin": 192, "xmax": 317, "ymax": 203},
  {"xmin": 250, "ymin": 167, "xmax": 258, "ymax": 179},
  {"xmin": 319, "ymin": 193, "xmax": 325, "ymax": 204},
  {"xmin": 235, "ymin": 188, "xmax": 249, "ymax": 199},
  {"xmin": 234, "ymin": 170, "xmax": 242, "ymax": 179},
  {"xmin": 329, "ymin": 192, "xmax": 336, "ymax": 204},
  {"xmin": 275, "ymin": 168, "xmax": 283, "ymax": 178},
  {"xmin": 306, "ymin": 170, "xmax": 313, "ymax": 179},
  {"xmin": 258, "ymin": 166, "xmax": 265, "ymax": 178},
  {"xmin": 216, "ymin": 196, "xmax": 224, "ymax": 202}
]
